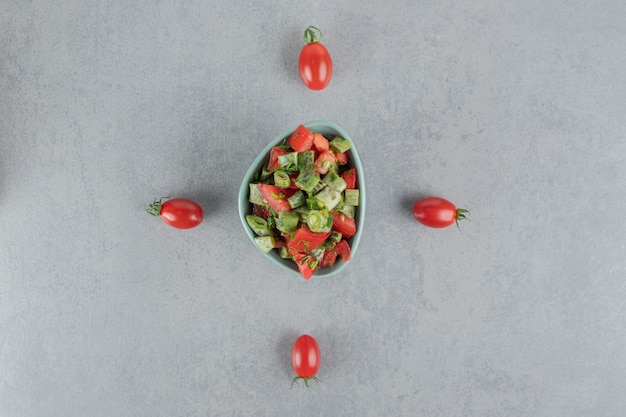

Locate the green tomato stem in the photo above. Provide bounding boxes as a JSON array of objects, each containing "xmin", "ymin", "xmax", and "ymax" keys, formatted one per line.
[
  {"xmin": 455, "ymin": 208, "xmax": 470, "ymax": 230},
  {"xmin": 146, "ymin": 197, "xmax": 169, "ymax": 217},
  {"xmin": 290, "ymin": 375, "xmax": 320, "ymax": 389},
  {"xmin": 304, "ymin": 25, "xmax": 322, "ymax": 44}
]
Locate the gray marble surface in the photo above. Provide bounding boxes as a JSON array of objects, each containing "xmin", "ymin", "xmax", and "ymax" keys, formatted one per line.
[{"xmin": 2, "ymin": 1, "xmax": 625, "ymax": 416}]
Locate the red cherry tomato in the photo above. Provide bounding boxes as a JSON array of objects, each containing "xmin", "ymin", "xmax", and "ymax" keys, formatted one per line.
[
  {"xmin": 147, "ymin": 198, "xmax": 203, "ymax": 229},
  {"xmin": 291, "ymin": 334, "xmax": 321, "ymax": 388},
  {"xmin": 298, "ymin": 26, "xmax": 332, "ymax": 90},
  {"xmin": 412, "ymin": 197, "xmax": 468, "ymax": 229}
]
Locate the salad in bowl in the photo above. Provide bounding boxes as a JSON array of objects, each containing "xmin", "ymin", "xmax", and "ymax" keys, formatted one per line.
[{"xmin": 238, "ymin": 120, "xmax": 365, "ymax": 279}]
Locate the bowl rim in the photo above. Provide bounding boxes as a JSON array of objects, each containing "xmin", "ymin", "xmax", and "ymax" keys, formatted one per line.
[{"xmin": 238, "ymin": 119, "xmax": 366, "ymax": 279}]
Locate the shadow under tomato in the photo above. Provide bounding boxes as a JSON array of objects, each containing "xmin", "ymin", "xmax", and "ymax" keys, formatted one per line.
[
  {"xmin": 401, "ymin": 193, "xmax": 430, "ymax": 216},
  {"xmin": 282, "ymin": 26, "xmax": 308, "ymax": 87},
  {"xmin": 278, "ymin": 330, "xmax": 300, "ymax": 378}
]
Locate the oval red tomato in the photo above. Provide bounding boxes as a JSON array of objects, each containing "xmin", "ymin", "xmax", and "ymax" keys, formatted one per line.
[
  {"xmin": 412, "ymin": 197, "xmax": 468, "ymax": 229},
  {"xmin": 147, "ymin": 198, "xmax": 203, "ymax": 229},
  {"xmin": 298, "ymin": 26, "xmax": 332, "ymax": 90},
  {"xmin": 291, "ymin": 334, "xmax": 321, "ymax": 388}
]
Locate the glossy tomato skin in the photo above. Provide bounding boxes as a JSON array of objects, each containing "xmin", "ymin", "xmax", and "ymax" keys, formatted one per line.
[
  {"xmin": 412, "ymin": 197, "xmax": 459, "ymax": 228},
  {"xmin": 299, "ymin": 42, "xmax": 332, "ymax": 90},
  {"xmin": 292, "ymin": 334, "xmax": 321, "ymax": 378},
  {"xmin": 160, "ymin": 198, "xmax": 203, "ymax": 229}
]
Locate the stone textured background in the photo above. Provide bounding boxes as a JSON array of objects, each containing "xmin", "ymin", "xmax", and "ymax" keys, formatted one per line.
[{"xmin": 1, "ymin": 1, "xmax": 625, "ymax": 416}]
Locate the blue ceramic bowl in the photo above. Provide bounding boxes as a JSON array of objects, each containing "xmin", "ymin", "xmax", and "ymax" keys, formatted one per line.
[{"xmin": 238, "ymin": 120, "xmax": 366, "ymax": 279}]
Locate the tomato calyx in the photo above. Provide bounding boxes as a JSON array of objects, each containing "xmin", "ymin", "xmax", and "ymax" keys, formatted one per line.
[
  {"xmin": 455, "ymin": 208, "xmax": 470, "ymax": 229},
  {"xmin": 146, "ymin": 197, "xmax": 170, "ymax": 216},
  {"xmin": 304, "ymin": 25, "xmax": 322, "ymax": 44},
  {"xmin": 290, "ymin": 375, "xmax": 320, "ymax": 389}
]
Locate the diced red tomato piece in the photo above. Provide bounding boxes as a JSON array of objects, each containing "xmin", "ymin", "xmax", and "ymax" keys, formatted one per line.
[
  {"xmin": 334, "ymin": 239, "xmax": 352, "ymax": 262},
  {"xmin": 342, "ymin": 168, "xmax": 357, "ymax": 189},
  {"xmin": 314, "ymin": 150, "xmax": 336, "ymax": 175},
  {"xmin": 252, "ymin": 204, "xmax": 272, "ymax": 219},
  {"xmin": 312, "ymin": 133, "xmax": 330, "ymax": 153},
  {"xmin": 318, "ymin": 239, "xmax": 352, "ymax": 268},
  {"xmin": 298, "ymin": 264, "xmax": 315, "ymax": 280},
  {"xmin": 335, "ymin": 151, "xmax": 348, "ymax": 165},
  {"xmin": 287, "ymin": 227, "xmax": 330, "ymax": 252},
  {"xmin": 279, "ymin": 188, "xmax": 297, "ymax": 199},
  {"xmin": 288, "ymin": 124, "xmax": 314, "ymax": 152},
  {"xmin": 268, "ymin": 146, "xmax": 288, "ymax": 171},
  {"xmin": 257, "ymin": 183, "xmax": 292, "ymax": 213},
  {"xmin": 293, "ymin": 253, "xmax": 316, "ymax": 280},
  {"xmin": 330, "ymin": 212, "xmax": 357, "ymax": 238},
  {"xmin": 288, "ymin": 174, "xmax": 300, "ymax": 189},
  {"xmin": 319, "ymin": 248, "xmax": 338, "ymax": 268}
]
